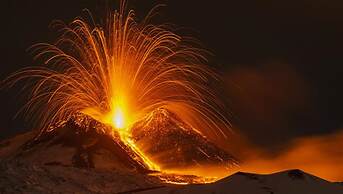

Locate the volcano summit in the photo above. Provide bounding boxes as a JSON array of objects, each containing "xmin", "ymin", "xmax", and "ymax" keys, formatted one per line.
[{"xmin": 0, "ymin": 109, "xmax": 236, "ymax": 187}]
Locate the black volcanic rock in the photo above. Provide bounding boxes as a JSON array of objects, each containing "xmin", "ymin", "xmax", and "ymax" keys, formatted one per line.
[
  {"xmin": 131, "ymin": 108, "xmax": 237, "ymax": 169},
  {"xmin": 288, "ymin": 169, "xmax": 305, "ymax": 180}
]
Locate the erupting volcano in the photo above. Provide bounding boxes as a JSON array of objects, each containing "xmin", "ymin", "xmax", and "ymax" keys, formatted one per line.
[
  {"xmin": 1, "ymin": 1, "xmax": 343, "ymax": 193},
  {"xmin": 3, "ymin": 1, "xmax": 235, "ymax": 184}
]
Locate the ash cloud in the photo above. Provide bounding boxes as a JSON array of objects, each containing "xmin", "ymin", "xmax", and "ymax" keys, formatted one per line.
[{"xmin": 223, "ymin": 62, "xmax": 324, "ymax": 150}]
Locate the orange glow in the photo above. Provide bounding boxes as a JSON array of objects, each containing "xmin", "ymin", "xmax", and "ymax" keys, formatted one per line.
[{"xmin": 233, "ymin": 130, "xmax": 343, "ymax": 182}]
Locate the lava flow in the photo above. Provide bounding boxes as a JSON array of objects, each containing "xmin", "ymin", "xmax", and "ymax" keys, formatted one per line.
[{"xmin": 4, "ymin": 1, "xmax": 235, "ymax": 184}]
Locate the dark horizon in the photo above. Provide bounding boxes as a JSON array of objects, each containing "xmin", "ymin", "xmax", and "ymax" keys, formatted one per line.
[{"xmin": 1, "ymin": 0, "xmax": 343, "ymax": 154}]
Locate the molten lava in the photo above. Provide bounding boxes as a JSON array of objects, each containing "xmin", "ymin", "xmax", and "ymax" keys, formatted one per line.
[
  {"xmin": 4, "ymin": 1, "xmax": 235, "ymax": 184},
  {"xmin": 112, "ymin": 107, "xmax": 124, "ymax": 129}
]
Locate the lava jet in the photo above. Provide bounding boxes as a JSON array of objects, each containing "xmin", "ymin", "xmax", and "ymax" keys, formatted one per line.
[{"xmin": 2, "ymin": 0, "xmax": 235, "ymax": 186}]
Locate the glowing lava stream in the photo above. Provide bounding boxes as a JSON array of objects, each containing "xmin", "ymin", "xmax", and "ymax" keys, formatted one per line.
[
  {"xmin": 112, "ymin": 115, "xmax": 160, "ymax": 171},
  {"xmin": 123, "ymin": 137, "xmax": 161, "ymax": 171},
  {"xmin": 104, "ymin": 98, "xmax": 161, "ymax": 171}
]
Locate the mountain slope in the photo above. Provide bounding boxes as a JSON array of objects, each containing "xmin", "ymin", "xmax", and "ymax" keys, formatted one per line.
[
  {"xmin": 0, "ymin": 113, "xmax": 161, "ymax": 193},
  {"xmin": 0, "ymin": 113, "xmax": 151, "ymax": 172},
  {"xmin": 139, "ymin": 169, "xmax": 343, "ymax": 194},
  {"xmin": 131, "ymin": 108, "xmax": 237, "ymax": 169}
]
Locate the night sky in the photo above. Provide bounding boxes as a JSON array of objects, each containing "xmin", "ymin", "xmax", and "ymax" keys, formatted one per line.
[{"xmin": 1, "ymin": 0, "xmax": 343, "ymax": 153}]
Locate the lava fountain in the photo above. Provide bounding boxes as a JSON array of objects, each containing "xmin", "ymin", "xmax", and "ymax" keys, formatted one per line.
[{"xmin": 4, "ymin": 1, "xmax": 236, "ymax": 183}]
